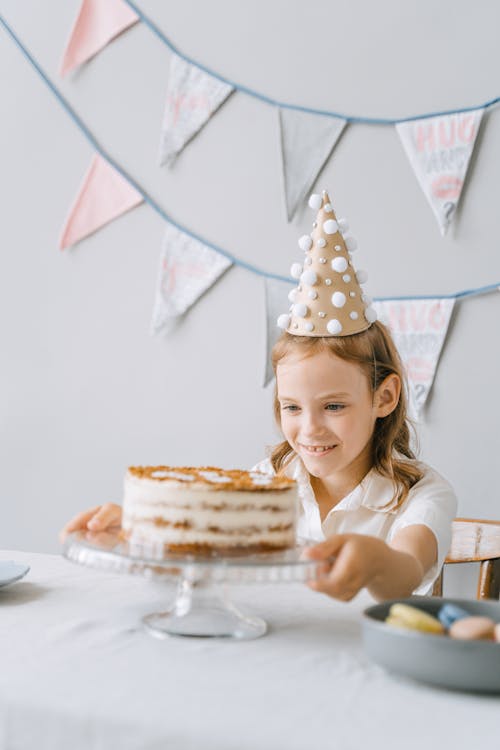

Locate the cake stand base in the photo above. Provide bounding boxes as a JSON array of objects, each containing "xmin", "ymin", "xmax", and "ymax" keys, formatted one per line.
[
  {"xmin": 63, "ymin": 530, "xmax": 322, "ymax": 640},
  {"xmin": 142, "ymin": 577, "xmax": 267, "ymax": 639}
]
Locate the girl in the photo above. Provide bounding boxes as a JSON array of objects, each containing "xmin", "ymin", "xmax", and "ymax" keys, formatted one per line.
[
  {"xmin": 254, "ymin": 322, "xmax": 457, "ymax": 601},
  {"xmin": 60, "ymin": 192, "xmax": 457, "ymax": 601}
]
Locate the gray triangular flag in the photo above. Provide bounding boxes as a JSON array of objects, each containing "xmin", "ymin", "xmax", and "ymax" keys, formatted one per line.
[
  {"xmin": 374, "ymin": 298, "xmax": 455, "ymax": 418},
  {"xmin": 159, "ymin": 54, "xmax": 234, "ymax": 166},
  {"xmin": 396, "ymin": 109, "xmax": 484, "ymax": 235},
  {"xmin": 263, "ymin": 278, "xmax": 294, "ymax": 386},
  {"xmin": 151, "ymin": 224, "xmax": 232, "ymax": 334},
  {"xmin": 279, "ymin": 108, "xmax": 346, "ymax": 221}
]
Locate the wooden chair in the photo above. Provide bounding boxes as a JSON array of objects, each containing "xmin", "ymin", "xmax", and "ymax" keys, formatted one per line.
[{"xmin": 432, "ymin": 518, "xmax": 500, "ymax": 599}]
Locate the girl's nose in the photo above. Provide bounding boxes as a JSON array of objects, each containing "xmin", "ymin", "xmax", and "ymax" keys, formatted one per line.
[{"xmin": 301, "ymin": 411, "xmax": 328, "ymax": 438}]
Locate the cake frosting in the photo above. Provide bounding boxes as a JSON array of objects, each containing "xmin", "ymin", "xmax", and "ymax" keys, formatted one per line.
[{"xmin": 122, "ymin": 466, "xmax": 298, "ymax": 555}]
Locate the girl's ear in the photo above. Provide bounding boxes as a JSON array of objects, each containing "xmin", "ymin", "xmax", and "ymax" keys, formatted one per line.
[{"xmin": 375, "ymin": 374, "xmax": 401, "ymax": 418}]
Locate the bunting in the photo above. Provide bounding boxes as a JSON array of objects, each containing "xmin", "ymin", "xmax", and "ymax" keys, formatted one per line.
[
  {"xmin": 3, "ymin": 10, "xmax": 500, "ymax": 418},
  {"xmin": 374, "ymin": 298, "xmax": 455, "ymax": 418},
  {"xmin": 279, "ymin": 109, "xmax": 346, "ymax": 221},
  {"xmin": 151, "ymin": 225, "xmax": 232, "ymax": 334},
  {"xmin": 59, "ymin": 155, "xmax": 143, "ymax": 249},
  {"xmin": 60, "ymin": 0, "xmax": 138, "ymax": 76},
  {"xmin": 159, "ymin": 54, "xmax": 234, "ymax": 166},
  {"xmin": 396, "ymin": 109, "xmax": 484, "ymax": 235}
]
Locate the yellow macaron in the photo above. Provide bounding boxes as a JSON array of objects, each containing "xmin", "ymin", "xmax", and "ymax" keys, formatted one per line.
[{"xmin": 386, "ymin": 603, "xmax": 445, "ymax": 635}]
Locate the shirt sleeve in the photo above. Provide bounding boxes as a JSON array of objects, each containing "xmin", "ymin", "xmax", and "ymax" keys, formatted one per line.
[
  {"xmin": 250, "ymin": 457, "xmax": 275, "ymax": 475},
  {"xmin": 387, "ymin": 465, "xmax": 458, "ymax": 595}
]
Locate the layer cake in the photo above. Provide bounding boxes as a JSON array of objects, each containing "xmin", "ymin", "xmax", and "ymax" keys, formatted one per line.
[{"xmin": 122, "ymin": 466, "xmax": 298, "ymax": 555}]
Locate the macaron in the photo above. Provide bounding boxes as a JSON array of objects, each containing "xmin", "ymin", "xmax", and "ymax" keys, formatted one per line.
[
  {"xmin": 386, "ymin": 603, "xmax": 444, "ymax": 634},
  {"xmin": 437, "ymin": 603, "xmax": 471, "ymax": 629},
  {"xmin": 449, "ymin": 616, "xmax": 495, "ymax": 641}
]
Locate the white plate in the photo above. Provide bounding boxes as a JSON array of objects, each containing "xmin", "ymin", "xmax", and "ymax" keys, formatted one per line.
[{"xmin": 0, "ymin": 561, "xmax": 30, "ymax": 587}]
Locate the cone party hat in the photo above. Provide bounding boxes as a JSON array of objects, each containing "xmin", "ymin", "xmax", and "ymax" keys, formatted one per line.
[{"xmin": 277, "ymin": 191, "xmax": 377, "ymax": 337}]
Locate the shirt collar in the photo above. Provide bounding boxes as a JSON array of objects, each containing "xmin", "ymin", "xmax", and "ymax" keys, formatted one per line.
[{"xmin": 286, "ymin": 456, "xmax": 400, "ymax": 514}]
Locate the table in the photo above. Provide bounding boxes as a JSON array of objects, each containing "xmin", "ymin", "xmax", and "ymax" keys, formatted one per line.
[{"xmin": 0, "ymin": 550, "xmax": 498, "ymax": 750}]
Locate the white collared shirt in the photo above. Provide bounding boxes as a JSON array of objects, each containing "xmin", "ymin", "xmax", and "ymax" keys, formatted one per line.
[{"xmin": 253, "ymin": 455, "xmax": 457, "ymax": 595}]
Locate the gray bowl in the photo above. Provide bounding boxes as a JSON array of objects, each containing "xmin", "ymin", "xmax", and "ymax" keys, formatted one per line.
[{"xmin": 362, "ymin": 596, "xmax": 500, "ymax": 693}]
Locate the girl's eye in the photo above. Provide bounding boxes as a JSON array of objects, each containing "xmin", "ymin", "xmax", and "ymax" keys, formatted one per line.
[
  {"xmin": 325, "ymin": 403, "xmax": 344, "ymax": 411},
  {"xmin": 281, "ymin": 404, "xmax": 299, "ymax": 412}
]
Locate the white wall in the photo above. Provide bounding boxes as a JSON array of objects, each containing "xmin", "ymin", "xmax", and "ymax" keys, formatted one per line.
[{"xmin": 1, "ymin": 0, "xmax": 499, "ymax": 598}]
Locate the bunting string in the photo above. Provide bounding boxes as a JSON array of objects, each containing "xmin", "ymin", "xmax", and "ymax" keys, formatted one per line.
[
  {"xmin": 1, "ymin": 12, "xmax": 500, "ymax": 303},
  {"xmin": 121, "ymin": 0, "xmax": 500, "ymax": 125}
]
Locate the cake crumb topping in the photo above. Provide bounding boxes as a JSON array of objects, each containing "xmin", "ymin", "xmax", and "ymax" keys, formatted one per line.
[{"xmin": 127, "ymin": 465, "xmax": 295, "ymax": 492}]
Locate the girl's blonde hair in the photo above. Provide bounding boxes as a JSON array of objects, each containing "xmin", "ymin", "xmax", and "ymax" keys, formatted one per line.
[{"xmin": 270, "ymin": 320, "xmax": 422, "ymax": 509}]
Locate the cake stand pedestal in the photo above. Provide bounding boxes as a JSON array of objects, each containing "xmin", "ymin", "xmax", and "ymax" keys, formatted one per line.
[{"xmin": 63, "ymin": 531, "xmax": 322, "ymax": 640}]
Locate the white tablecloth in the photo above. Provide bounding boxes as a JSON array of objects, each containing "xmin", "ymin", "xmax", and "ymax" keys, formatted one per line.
[{"xmin": 0, "ymin": 550, "xmax": 498, "ymax": 750}]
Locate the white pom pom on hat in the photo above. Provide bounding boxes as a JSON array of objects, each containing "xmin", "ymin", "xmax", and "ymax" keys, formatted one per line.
[
  {"xmin": 331, "ymin": 291, "xmax": 346, "ymax": 308},
  {"xmin": 356, "ymin": 270, "xmax": 368, "ymax": 284},
  {"xmin": 324, "ymin": 219, "xmax": 339, "ymax": 235},
  {"xmin": 308, "ymin": 194, "xmax": 322, "ymax": 210},
  {"xmin": 331, "ymin": 257, "xmax": 348, "ymax": 273},
  {"xmin": 327, "ymin": 319, "xmax": 343, "ymax": 334},
  {"xmin": 277, "ymin": 314, "xmax": 290, "ymax": 329},
  {"xmin": 298, "ymin": 235, "xmax": 313, "ymax": 252},
  {"xmin": 300, "ymin": 269, "xmax": 318, "ymax": 286},
  {"xmin": 292, "ymin": 303, "xmax": 308, "ymax": 318}
]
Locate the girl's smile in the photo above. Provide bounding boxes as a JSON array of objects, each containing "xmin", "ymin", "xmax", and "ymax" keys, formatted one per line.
[{"xmin": 298, "ymin": 443, "xmax": 336, "ymax": 455}]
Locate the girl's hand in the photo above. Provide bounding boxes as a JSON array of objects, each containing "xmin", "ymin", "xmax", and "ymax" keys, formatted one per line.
[
  {"xmin": 304, "ymin": 529, "xmax": 430, "ymax": 601},
  {"xmin": 59, "ymin": 503, "xmax": 122, "ymax": 542},
  {"xmin": 304, "ymin": 534, "xmax": 388, "ymax": 601}
]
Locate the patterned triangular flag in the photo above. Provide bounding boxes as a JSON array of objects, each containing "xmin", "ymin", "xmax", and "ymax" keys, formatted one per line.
[
  {"xmin": 151, "ymin": 224, "xmax": 232, "ymax": 334},
  {"xmin": 396, "ymin": 109, "xmax": 484, "ymax": 235},
  {"xmin": 59, "ymin": 154, "xmax": 143, "ymax": 249},
  {"xmin": 374, "ymin": 298, "xmax": 455, "ymax": 418},
  {"xmin": 159, "ymin": 54, "xmax": 234, "ymax": 166},
  {"xmin": 263, "ymin": 278, "xmax": 294, "ymax": 387},
  {"xmin": 279, "ymin": 108, "xmax": 346, "ymax": 221},
  {"xmin": 60, "ymin": 0, "xmax": 138, "ymax": 76}
]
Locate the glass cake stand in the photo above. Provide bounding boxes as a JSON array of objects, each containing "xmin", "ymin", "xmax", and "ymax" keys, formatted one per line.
[{"xmin": 63, "ymin": 530, "xmax": 325, "ymax": 640}]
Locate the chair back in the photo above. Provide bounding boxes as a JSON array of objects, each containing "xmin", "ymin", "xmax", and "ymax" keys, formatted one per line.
[{"xmin": 432, "ymin": 517, "xmax": 500, "ymax": 599}]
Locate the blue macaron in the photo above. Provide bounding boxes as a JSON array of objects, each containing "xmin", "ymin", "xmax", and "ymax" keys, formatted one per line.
[{"xmin": 438, "ymin": 603, "xmax": 471, "ymax": 629}]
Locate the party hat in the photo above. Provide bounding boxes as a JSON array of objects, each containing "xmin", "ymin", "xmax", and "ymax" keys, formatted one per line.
[{"xmin": 277, "ymin": 191, "xmax": 377, "ymax": 337}]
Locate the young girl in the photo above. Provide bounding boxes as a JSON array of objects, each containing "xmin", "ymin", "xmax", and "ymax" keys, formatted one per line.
[
  {"xmin": 254, "ymin": 322, "xmax": 457, "ymax": 601},
  {"xmin": 60, "ymin": 192, "xmax": 457, "ymax": 601}
]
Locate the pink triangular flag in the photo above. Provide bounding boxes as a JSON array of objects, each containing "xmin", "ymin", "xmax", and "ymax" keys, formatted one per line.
[
  {"xmin": 60, "ymin": 0, "xmax": 138, "ymax": 76},
  {"xmin": 59, "ymin": 154, "xmax": 143, "ymax": 249}
]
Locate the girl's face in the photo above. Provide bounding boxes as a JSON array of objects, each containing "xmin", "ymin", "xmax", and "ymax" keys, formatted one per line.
[{"xmin": 276, "ymin": 348, "xmax": 395, "ymax": 483}]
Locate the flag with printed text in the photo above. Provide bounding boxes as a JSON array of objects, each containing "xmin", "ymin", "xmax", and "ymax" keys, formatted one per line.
[
  {"xmin": 396, "ymin": 109, "xmax": 484, "ymax": 235},
  {"xmin": 159, "ymin": 54, "xmax": 234, "ymax": 166},
  {"xmin": 374, "ymin": 298, "xmax": 455, "ymax": 417},
  {"xmin": 151, "ymin": 224, "xmax": 232, "ymax": 333}
]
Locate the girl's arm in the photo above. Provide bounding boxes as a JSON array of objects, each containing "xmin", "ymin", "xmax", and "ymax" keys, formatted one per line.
[{"xmin": 305, "ymin": 525, "xmax": 437, "ymax": 601}]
